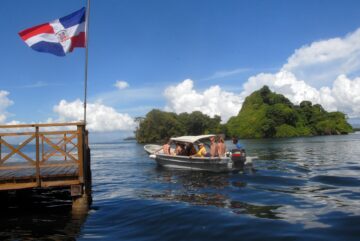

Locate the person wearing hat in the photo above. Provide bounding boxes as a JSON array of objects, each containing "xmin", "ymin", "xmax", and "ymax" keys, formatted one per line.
[{"xmin": 192, "ymin": 142, "xmax": 207, "ymax": 157}]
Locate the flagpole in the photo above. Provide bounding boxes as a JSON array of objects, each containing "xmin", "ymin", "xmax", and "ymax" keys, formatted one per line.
[
  {"xmin": 84, "ymin": 0, "xmax": 90, "ymax": 125},
  {"xmin": 83, "ymin": 0, "xmax": 91, "ymax": 196}
]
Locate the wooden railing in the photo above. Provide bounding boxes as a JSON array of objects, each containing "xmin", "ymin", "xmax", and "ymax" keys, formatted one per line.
[{"xmin": 0, "ymin": 122, "xmax": 89, "ymax": 191}]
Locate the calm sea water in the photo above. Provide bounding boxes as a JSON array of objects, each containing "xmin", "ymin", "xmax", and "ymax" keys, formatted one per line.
[{"xmin": 1, "ymin": 133, "xmax": 360, "ymax": 240}]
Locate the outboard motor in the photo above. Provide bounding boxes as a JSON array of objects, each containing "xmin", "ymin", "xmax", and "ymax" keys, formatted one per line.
[{"xmin": 231, "ymin": 148, "xmax": 246, "ymax": 169}]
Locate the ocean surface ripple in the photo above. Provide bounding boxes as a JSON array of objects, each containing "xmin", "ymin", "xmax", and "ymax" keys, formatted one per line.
[{"xmin": 1, "ymin": 134, "xmax": 360, "ymax": 240}]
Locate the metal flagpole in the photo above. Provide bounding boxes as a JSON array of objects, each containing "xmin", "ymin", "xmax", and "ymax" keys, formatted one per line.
[
  {"xmin": 82, "ymin": 0, "xmax": 91, "ymax": 196},
  {"xmin": 84, "ymin": 0, "xmax": 90, "ymax": 125}
]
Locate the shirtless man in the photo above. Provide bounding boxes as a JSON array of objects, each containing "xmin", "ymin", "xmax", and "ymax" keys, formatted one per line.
[
  {"xmin": 217, "ymin": 136, "xmax": 226, "ymax": 157},
  {"xmin": 162, "ymin": 140, "xmax": 171, "ymax": 155},
  {"xmin": 209, "ymin": 136, "xmax": 218, "ymax": 157}
]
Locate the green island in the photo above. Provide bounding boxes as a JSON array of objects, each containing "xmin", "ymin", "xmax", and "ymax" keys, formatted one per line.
[{"xmin": 136, "ymin": 86, "xmax": 353, "ymax": 143}]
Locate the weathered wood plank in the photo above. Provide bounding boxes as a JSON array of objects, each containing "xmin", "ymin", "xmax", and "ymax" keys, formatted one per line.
[
  {"xmin": 39, "ymin": 130, "xmax": 78, "ymax": 135},
  {"xmin": 0, "ymin": 182, "xmax": 38, "ymax": 191},
  {"xmin": 0, "ymin": 132, "xmax": 35, "ymax": 136},
  {"xmin": 41, "ymin": 179, "xmax": 80, "ymax": 188},
  {"xmin": 0, "ymin": 122, "xmax": 84, "ymax": 129},
  {"xmin": 0, "ymin": 163, "xmax": 78, "ymax": 180},
  {"xmin": 0, "ymin": 179, "xmax": 81, "ymax": 191},
  {"xmin": 0, "ymin": 162, "xmax": 77, "ymax": 170}
]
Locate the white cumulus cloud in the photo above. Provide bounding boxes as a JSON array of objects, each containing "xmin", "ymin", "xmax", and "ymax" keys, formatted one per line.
[
  {"xmin": 164, "ymin": 79, "xmax": 243, "ymax": 122},
  {"xmin": 53, "ymin": 99, "xmax": 136, "ymax": 132},
  {"xmin": 0, "ymin": 90, "xmax": 14, "ymax": 123},
  {"xmin": 330, "ymin": 75, "xmax": 360, "ymax": 117},
  {"xmin": 282, "ymin": 28, "xmax": 360, "ymax": 87},
  {"xmin": 242, "ymin": 70, "xmax": 322, "ymax": 105},
  {"xmin": 114, "ymin": 80, "xmax": 129, "ymax": 90}
]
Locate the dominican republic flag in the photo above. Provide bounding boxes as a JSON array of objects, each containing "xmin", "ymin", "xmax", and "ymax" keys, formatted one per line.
[{"xmin": 19, "ymin": 7, "xmax": 86, "ymax": 57}]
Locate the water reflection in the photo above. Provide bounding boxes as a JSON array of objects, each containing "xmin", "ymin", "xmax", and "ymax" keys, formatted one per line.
[
  {"xmin": 141, "ymin": 168, "xmax": 282, "ymax": 219},
  {"xmin": 0, "ymin": 188, "xmax": 88, "ymax": 240},
  {"xmin": 155, "ymin": 168, "xmax": 231, "ymax": 190}
]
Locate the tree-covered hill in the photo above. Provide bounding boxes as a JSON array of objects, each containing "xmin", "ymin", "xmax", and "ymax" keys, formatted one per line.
[
  {"xmin": 226, "ymin": 86, "xmax": 353, "ymax": 138},
  {"xmin": 135, "ymin": 109, "xmax": 225, "ymax": 143},
  {"xmin": 135, "ymin": 86, "xmax": 353, "ymax": 143}
]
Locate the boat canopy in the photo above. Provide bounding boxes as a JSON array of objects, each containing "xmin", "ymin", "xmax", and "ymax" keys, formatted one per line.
[{"xmin": 170, "ymin": 134, "xmax": 216, "ymax": 143}]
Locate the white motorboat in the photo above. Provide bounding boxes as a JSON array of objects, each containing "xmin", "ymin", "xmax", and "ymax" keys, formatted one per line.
[
  {"xmin": 144, "ymin": 144, "xmax": 163, "ymax": 155},
  {"xmin": 144, "ymin": 134, "xmax": 252, "ymax": 172}
]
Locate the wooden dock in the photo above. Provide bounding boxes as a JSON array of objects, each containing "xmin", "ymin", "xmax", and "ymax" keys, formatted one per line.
[{"xmin": 0, "ymin": 122, "xmax": 91, "ymax": 205}]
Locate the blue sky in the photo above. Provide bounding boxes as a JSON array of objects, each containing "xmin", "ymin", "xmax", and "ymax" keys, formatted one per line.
[{"xmin": 1, "ymin": 0, "xmax": 360, "ymax": 136}]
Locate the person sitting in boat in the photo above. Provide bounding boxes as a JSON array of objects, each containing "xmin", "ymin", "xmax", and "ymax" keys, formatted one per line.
[
  {"xmin": 192, "ymin": 143, "xmax": 207, "ymax": 157},
  {"xmin": 175, "ymin": 143, "xmax": 186, "ymax": 156},
  {"xmin": 162, "ymin": 140, "xmax": 171, "ymax": 155},
  {"xmin": 180, "ymin": 143, "xmax": 187, "ymax": 155},
  {"xmin": 185, "ymin": 143, "xmax": 197, "ymax": 156},
  {"xmin": 232, "ymin": 137, "xmax": 244, "ymax": 150},
  {"xmin": 231, "ymin": 136, "xmax": 246, "ymax": 158},
  {"xmin": 217, "ymin": 136, "xmax": 226, "ymax": 157},
  {"xmin": 209, "ymin": 136, "xmax": 218, "ymax": 157}
]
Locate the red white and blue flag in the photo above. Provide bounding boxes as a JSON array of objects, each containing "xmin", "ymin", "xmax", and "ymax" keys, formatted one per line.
[{"xmin": 19, "ymin": 7, "xmax": 86, "ymax": 56}]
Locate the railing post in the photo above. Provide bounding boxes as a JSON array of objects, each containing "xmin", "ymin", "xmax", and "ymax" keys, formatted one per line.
[
  {"xmin": 35, "ymin": 126, "xmax": 40, "ymax": 186},
  {"xmin": 77, "ymin": 125, "xmax": 84, "ymax": 183},
  {"xmin": 41, "ymin": 135, "xmax": 44, "ymax": 162},
  {"xmin": 64, "ymin": 133, "xmax": 67, "ymax": 161},
  {"xmin": 84, "ymin": 129, "xmax": 92, "ymax": 195}
]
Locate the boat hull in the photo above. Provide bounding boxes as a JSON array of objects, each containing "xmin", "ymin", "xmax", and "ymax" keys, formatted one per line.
[
  {"xmin": 144, "ymin": 144, "xmax": 162, "ymax": 155},
  {"xmin": 151, "ymin": 154, "xmax": 245, "ymax": 172}
]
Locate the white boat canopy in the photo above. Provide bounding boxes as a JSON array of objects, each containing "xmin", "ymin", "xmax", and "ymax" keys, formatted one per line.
[{"xmin": 170, "ymin": 134, "xmax": 216, "ymax": 143}]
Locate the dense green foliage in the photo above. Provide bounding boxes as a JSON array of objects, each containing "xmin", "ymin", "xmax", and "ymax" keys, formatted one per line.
[
  {"xmin": 226, "ymin": 86, "xmax": 353, "ymax": 138},
  {"xmin": 135, "ymin": 109, "xmax": 225, "ymax": 143},
  {"xmin": 135, "ymin": 86, "xmax": 353, "ymax": 143}
]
